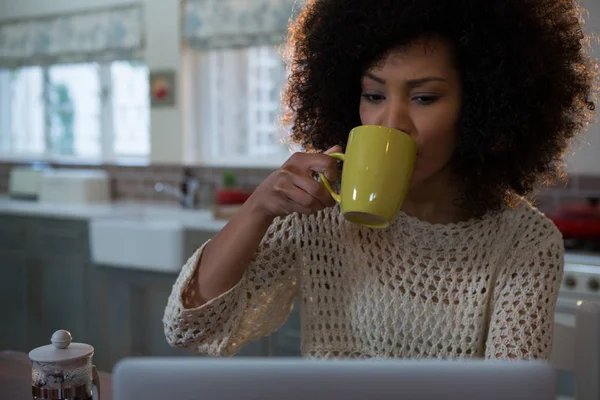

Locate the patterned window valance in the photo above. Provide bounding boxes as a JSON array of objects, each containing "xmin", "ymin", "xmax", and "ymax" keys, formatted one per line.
[
  {"xmin": 183, "ymin": 0, "xmax": 303, "ymax": 50},
  {"xmin": 0, "ymin": 5, "xmax": 144, "ymax": 68}
]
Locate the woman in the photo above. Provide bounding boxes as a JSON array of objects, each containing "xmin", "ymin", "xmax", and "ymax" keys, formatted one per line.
[{"xmin": 163, "ymin": 0, "xmax": 597, "ymax": 359}]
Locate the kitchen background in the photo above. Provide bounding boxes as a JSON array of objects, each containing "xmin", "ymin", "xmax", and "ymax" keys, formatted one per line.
[
  {"xmin": 0, "ymin": 0, "xmax": 599, "ymax": 394},
  {"xmin": 0, "ymin": 0, "xmax": 309, "ymax": 375}
]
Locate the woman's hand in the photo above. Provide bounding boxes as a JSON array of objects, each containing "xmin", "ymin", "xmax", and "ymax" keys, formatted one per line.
[{"xmin": 247, "ymin": 145, "xmax": 342, "ymax": 219}]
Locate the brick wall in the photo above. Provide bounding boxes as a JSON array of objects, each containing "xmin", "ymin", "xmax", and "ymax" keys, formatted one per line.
[
  {"xmin": 0, "ymin": 161, "xmax": 598, "ymax": 212},
  {"xmin": 0, "ymin": 161, "xmax": 273, "ymax": 204},
  {"xmin": 533, "ymin": 175, "xmax": 600, "ymax": 214}
]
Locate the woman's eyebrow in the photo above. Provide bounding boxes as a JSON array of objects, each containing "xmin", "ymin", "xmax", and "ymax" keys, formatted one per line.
[
  {"xmin": 363, "ymin": 72, "xmax": 448, "ymax": 88},
  {"xmin": 363, "ymin": 72, "xmax": 386, "ymax": 84},
  {"xmin": 406, "ymin": 77, "xmax": 448, "ymax": 88}
]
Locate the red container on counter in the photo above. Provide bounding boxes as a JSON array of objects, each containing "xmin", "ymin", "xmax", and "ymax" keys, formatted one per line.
[
  {"xmin": 548, "ymin": 197, "xmax": 600, "ymax": 239},
  {"xmin": 217, "ymin": 189, "xmax": 252, "ymax": 205}
]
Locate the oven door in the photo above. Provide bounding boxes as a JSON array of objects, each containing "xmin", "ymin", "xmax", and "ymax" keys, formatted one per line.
[
  {"xmin": 554, "ymin": 296, "xmax": 585, "ymax": 400},
  {"xmin": 555, "ymin": 296, "xmax": 578, "ymax": 326}
]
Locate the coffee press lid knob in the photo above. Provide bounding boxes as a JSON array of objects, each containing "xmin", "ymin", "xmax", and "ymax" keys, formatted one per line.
[{"xmin": 51, "ymin": 330, "xmax": 72, "ymax": 349}]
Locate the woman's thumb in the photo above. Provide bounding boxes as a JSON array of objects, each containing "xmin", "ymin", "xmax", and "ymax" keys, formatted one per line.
[{"xmin": 324, "ymin": 145, "xmax": 342, "ymax": 155}]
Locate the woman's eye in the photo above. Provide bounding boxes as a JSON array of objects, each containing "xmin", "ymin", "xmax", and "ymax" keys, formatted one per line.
[
  {"xmin": 361, "ymin": 93, "xmax": 386, "ymax": 103},
  {"xmin": 412, "ymin": 95, "xmax": 440, "ymax": 105}
]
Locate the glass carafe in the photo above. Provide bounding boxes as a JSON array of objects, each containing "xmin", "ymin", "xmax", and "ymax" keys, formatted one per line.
[{"xmin": 29, "ymin": 330, "xmax": 100, "ymax": 400}]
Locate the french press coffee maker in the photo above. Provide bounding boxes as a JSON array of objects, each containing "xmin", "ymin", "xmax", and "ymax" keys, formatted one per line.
[{"xmin": 29, "ymin": 330, "xmax": 101, "ymax": 400}]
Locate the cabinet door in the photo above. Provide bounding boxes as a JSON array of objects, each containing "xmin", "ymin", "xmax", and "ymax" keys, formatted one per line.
[
  {"xmin": 86, "ymin": 264, "xmax": 110, "ymax": 371},
  {"xmin": 126, "ymin": 270, "xmax": 268, "ymax": 359},
  {"xmin": 26, "ymin": 256, "xmax": 88, "ymax": 350},
  {"xmin": 137, "ymin": 281, "xmax": 203, "ymax": 358},
  {"xmin": 273, "ymin": 300, "xmax": 302, "ymax": 357},
  {"xmin": 0, "ymin": 250, "xmax": 28, "ymax": 352},
  {"xmin": 26, "ymin": 217, "xmax": 88, "ymax": 258},
  {"xmin": 184, "ymin": 229, "xmax": 215, "ymax": 257},
  {"xmin": 24, "ymin": 217, "xmax": 91, "ymax": 350},
  {"xmin": 0, "ymin": 215, "xmax": 26, "ymax": 252},
  {"xmin": 95, "ymin": 267, "xmax": 201, "ymax": 371}
]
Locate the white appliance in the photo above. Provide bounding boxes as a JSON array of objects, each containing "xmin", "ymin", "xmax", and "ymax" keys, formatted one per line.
[
  {"xmin": 113, "ymin": 358, "xmax": 555, "ymax": 400},
  {"xmin": 8, "ymin": 164, "xmax": 50, "ymax": 200},
  {"xmin": 556, "ymin": 250, "xmax": 600, "ymax": 399},
  {"xmin": 560, "ymin": 251, "xmax": 600, "ymax": 311},
  {"xmin": 38, "ymin": 169, "xmax": 111, "ymax": 204}
]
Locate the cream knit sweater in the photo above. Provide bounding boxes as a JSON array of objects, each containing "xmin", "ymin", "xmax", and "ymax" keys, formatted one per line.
[{"xmin": 163, "ymin": 199, "xmax": 564, "ymax": 360}]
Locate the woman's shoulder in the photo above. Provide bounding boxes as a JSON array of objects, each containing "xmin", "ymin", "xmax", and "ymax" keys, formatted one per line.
[{"xmin": 497, "ymin": 197, "xmax": 563, "ymax": 251}]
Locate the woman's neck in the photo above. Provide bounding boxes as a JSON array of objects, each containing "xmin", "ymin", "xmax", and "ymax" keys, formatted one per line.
[{"xmin": 401, "ymin": 166, "xmax": 467, "ymax": 224}]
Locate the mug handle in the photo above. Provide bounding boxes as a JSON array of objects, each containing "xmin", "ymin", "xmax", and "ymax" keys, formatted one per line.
[
  {"xmin": 92, "ymin": 365, "xmax": 101, "ymax": 400},
  {"xmin": 319, "ymin": 152, "xmax": 345, "ymax": 204}
]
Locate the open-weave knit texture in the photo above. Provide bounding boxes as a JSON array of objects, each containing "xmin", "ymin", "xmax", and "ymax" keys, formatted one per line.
[{"xmin": 163, "ymin": 199, "xmax": 563, "ymax": 360}]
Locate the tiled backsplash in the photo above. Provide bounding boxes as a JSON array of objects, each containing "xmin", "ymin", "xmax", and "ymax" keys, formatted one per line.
[
  {"xmin": 0, "ymin": 161, "xmax": 274, "ymax": 204},
  {"xmin": 0, "ymin": 161, "xmax": 598, "ymax": 211},
  {"xmin": 532, "ymin": 174, "xmax": 600, "ymax": 213}
]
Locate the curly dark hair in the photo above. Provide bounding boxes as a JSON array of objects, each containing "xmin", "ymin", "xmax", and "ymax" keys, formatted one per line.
[{"xmin": 281, "ymin": 0, "xmax": 597, "ymax": 216}]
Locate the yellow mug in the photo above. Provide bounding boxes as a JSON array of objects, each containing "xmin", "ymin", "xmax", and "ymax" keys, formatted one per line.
[{"xmin": 320, "ymin": 125, "xmax": 417, "ymax": 228}]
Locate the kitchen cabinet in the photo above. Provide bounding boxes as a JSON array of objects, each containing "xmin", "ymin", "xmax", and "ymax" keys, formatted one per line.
[
  {"xmin": 273, "ymin": 300, "xmax": 302, "ymax": 357},
  {"xmin": 89, "ymin": 228, "xmax": 293, "ymax": 369},
  {"xmin": 26, "ymin": 255, "xmax": 89, "ymax": 350},
  {"xmin": 184, "ymin": 229, "xmax": 214, "ymax": 258},
  {"xmin": 0, "ymin": 215, "xmax": 28, "ymax": 352},
  {"xmin": 90, "ymin": 265, "xmax": 201, "ymax": 370},
  {"xmin": 0, "ymin": 212, "xmax": 302, "ymax": 373},
  {"xmin": 0, "ymin": 215, "xmax": 91, "ymax": 354},
  {"xmin": 0, "ymin": 250, "xmax": 27, "ymax": 351},
  {"xmin": 24, "ymin": 218, "xmax": 91, "ymax": 351},
  {"xmin": 26, "ymin": 218, "xmax": 89, "ymax": 258},
  {"xmin": 0, "ymin": 215, "xmax": 26, "ymax": 252}
]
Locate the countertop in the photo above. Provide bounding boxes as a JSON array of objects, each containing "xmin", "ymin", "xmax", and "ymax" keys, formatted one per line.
[
  {"xmin": 0, "ymin": 196, "xmax": 134, "ymax": 220},
  {"xmin": 2, "ymin": 196, "xmax": 599, "ymax": 261},
  {"xmin": 0, "ymin": 196, "xmax": 228, "ymax": 230}
]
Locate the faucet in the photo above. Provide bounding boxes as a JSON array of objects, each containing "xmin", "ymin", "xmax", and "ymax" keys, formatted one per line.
[{"xmin": 155, "ymin": 176, "xmax": 201, "ymax": 209}]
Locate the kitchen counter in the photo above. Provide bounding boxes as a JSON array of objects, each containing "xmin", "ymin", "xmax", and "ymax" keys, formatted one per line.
[
  {"xmin": 0, "ymin": 196, "xmax": 228, "ymax": 230},
  {"xmin": 0, "ymin": 196, "xmax": 133, "ymax": 220},
  {"xmin": 3, "ymin": 196, "xmax": 599, "ymax": 253}
]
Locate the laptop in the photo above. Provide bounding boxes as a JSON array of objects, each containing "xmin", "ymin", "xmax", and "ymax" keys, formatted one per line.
[{"xmin": 112, "ymin": 357, "xmax": 556, "ymax": 400}]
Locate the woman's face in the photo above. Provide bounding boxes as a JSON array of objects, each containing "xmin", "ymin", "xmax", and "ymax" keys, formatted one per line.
[{"xmin": 359, "ymin": 37, "xmax": 462, "ymax": 189}]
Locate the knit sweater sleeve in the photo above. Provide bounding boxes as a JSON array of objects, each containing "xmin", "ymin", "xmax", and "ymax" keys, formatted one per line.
[
  {"xmin": 484, "ymin": 216, "xmax": 564, "ymax": 360},
  {"xmin": 162, "ymin": 214, "xmax": 300, "ymax": 356}
]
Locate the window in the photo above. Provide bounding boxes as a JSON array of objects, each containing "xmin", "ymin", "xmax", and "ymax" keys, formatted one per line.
[
  {"xmin": 48, "ymin": 63, "xmax": 101, "ymax": 158},
  {"xmin": 111, "ymin": 61, "xmax": 150, "ymax": 157},
  {"xmin": 0, "ymin": 61, "xmax": 150, "ymax": 162},
  {"xmin": 195, "ymin": 45, "xmax": 293, "ymax": 167},
  {"xmin": 0, "ymin": 67, "xmax": 44, "ymax": 155}
]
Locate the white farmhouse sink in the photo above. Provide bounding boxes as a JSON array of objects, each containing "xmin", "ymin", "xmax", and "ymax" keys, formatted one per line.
[
  {"xmin": 89, "ymin": 206, "xmax": 227, "ymax": 273},
  {"xmin": 134, "ymin": 207, "xmax": 227, "ymax": 230}
]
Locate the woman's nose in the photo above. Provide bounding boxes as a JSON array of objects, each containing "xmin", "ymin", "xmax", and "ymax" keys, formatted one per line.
[{"xmin": 382, "ymin": 100, "xmax": 415, "ymax": 136}]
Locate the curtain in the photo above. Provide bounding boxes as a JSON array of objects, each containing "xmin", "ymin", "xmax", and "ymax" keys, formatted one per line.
[
  {"xmin": 0, "ymin": 5, "xmax": 144, "ymax": 68},
  {"xmin": 183, "ymin": 0, "xmax": 303, "ymax": 50}
]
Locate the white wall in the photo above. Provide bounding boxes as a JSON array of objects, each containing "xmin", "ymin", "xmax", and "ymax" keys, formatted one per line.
[
  {"xmin": 141, "ymin": 0, "xmax": 183, "ymax": 164},
  {"xmin": 567, "ymin": 125, "xmax": 600, "ymax": 175},
  {"xmin": 564, "ymin": 0, "xmax": 600, "ymax": 175},
  {"xmin": 0, "ymin": 0, "xmax": 184, "ymax": 164}
]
